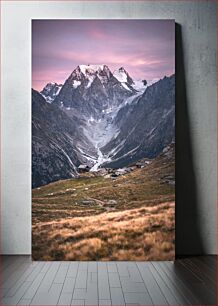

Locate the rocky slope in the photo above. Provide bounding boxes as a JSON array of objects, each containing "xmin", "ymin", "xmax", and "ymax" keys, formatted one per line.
[
  {"xmin": 32, "ymin": 89, "xmax": 96, "ymax": 188},
  {"xmin": 33, "ymin": 64, "xmax": 175, "ymax": 187},
  {"xmin": 101, "ymin": 75, "xmax": 175, "ymax": 168}
]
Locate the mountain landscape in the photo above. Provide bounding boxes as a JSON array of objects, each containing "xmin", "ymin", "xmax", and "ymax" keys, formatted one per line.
[
  {"xmin": 32, "ymin": 64, "xmax": 175, "ymax": 260},
  {"xmin": 32, "ymin": 143, "xmax": 175, "ymax": 261},
  {"xmin": 32, "ymin": 64, "xmax": 175, "ymax": 187}
]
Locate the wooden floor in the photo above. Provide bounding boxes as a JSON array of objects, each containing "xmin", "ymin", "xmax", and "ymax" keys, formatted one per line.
[{"xmin": 0, "ymin": 256, "xmax": 217, "ymax": 305}]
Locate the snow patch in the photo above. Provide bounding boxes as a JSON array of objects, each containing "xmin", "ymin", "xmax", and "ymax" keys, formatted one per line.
[
  {"xmin": 90, "ymin": 147, "xmax": 111, "ymax": 172},
  {"xmin": 109, "ymin": 145, "xmax": 140, "ymax": 163},
  {"xmin": 113, "ymin": 69, "xmax": 128, "ymax": 83},
  {"xmin": 86, "ymin": 75, "xmax": 95, "ymax": 88},
  {"xmin": 79, "ymin": 64, "xmax": 104, "ymax": 75},
  {"xmin": 79, "ymin": 65, "xmax": 107, "ymax": 88},
  {"xmin": 83, "ymin": 109, "xmax": 120, "ymax": 170},
  {"xmin": 108, "ymin": 140, "xmax": 126, "ymax": 157},
  {"xmin": 77, "ymin": 147, "xmax": 97, "ymax": 163},
  {"xmin": 132, "ymin": 78, "xmax": 160, "ymax": 92},
  {"xmin": 132, "ymin": 80, "xmax": 147, "ymax": 92},
  {"xmin": 50, "ymin": 140, "xmax": 77, "ymax": 175},
  {"xmin": 56, "ymin": 85, "xmax": 62, "ymax": 95},
  {"xmin": 121, "ymin": 82, "xmax": 131, "ymax": 91},
  {"xmin": 72, "ymin": 80, "xmax": 81, "ymax": 88}
]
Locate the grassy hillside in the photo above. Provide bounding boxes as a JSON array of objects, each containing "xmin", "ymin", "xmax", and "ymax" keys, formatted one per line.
[{"xmin": 32, "ymin": 146, "xmax": 175, "ymax": 260}]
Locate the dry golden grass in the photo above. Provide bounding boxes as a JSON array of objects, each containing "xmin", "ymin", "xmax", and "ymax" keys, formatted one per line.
[
  {"xmin": 32, "ymin": 148, "xmax": 175, "ymax": 260},
  {"xmin": 32, "ymin": 202, "xmax": 174, "ymax": 261}
]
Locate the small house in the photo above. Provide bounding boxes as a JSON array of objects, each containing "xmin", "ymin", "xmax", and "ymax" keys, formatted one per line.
[
  {"xmin": 78, "ymin": 164, "xmax": 91, "ymax": 173},
  {"xmin": 135, "ymin": 162, "xmax": 144, "ymax": 168}
]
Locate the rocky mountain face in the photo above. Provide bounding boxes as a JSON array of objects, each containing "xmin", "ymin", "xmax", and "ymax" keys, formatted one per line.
[
  {"xmin": 32, "ymin": 64, "xmax": 175, "ymax": 187},
  {"xmin": 41, "ymin": 82, "xmax": 62, "ymax": 103},
  {"xmin": 32, "ymin": 89, "xmax": 96, "ymax": 188},
  {"xmin": 53, "ymin": 65, "xmax": 137, "ymax": 119},
  {"xmin": 102, "ymin": 75, "xmax": 175, "ymax": 168}
]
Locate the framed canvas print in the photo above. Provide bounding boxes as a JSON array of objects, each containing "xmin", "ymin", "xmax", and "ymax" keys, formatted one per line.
[{"xmin": 32, "ymin": 19, "xmax": 175, "ymax": 261}]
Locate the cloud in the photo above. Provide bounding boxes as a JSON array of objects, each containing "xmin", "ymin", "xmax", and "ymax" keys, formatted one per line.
[{"xmin": 32, "ymin": 20, "xmax": 175, "ymax": 90}]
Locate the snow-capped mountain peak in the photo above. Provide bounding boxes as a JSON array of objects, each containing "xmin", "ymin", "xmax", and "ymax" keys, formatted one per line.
[
  {"xmin": 33, "ymin": 70, "xmax": 175, "ymax": 188},
  {"xmin": 70, "ymin": 64, "xmax": 112, "ymax": 88},
  {"xmin": 40, "ymin": 82, "xmax": 62, "ymax": 103},
  {"xmin": 113, "ymin": 67, "xmax": 129, "ymax": 83},
  {"xmin": 42, "ymin": 82, "xmax": 59, "ymax": 91},
  {"xmin": 54, "ymin": 64, "xmax": 137, "ymax": 119},
  {"xmin": 113, "ymin": 67, "xmax": 135, "ymax": 91},
  {"xmin": 79, "ymin": 64, "xmax": 105, "ymax": 75}
]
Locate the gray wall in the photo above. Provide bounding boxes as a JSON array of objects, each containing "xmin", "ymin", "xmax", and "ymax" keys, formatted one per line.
[{"xmin": 1, "ymin": 1, "xmax": 217, "ymax": 255}]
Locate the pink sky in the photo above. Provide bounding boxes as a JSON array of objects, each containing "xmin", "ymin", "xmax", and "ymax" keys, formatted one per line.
[{"xmin": 32, "ymin": 20, "xmax": 175, "ymax": 91}]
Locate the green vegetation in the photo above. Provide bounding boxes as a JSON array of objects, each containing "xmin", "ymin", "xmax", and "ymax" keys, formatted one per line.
[{"xmin": 32, "ymin": 151, "xmax": 175, "ymax": 261}]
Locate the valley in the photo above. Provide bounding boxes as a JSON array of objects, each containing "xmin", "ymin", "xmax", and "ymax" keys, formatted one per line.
[
  {"xmin": 32, "ymin": 64, "xmax": 175, "ymax": 260},
  {"xmin": 83, "ymin": 91, "xmax": 144, "ymax": 171},
  {"xmin": 32, "ymin": 144, "xmax": 175, "ymax": 261},
  {"xmin": 33, "ymin": 65, "xmax": 175, "ymax": 187}
]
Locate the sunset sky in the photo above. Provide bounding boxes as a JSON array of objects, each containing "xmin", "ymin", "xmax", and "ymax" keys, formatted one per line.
[{"xmin": 32, "ymin": 20, "xmax": 175, "ymax": 91}]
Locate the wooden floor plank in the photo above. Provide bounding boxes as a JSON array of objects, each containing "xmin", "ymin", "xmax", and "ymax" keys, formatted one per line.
[
  {"xmin": 124, "ymin": 291, "xmax": 153, "ymax": 305},
  {"xmin": 116, "ymin": 262, "xmax": 130, "ymax": 278},
  {"xmin": 99, "ymin": 299, "xmax": 112, "ymax": 305},
  {"xmin": 58, "ymin": 292, "xmax": 73, "ymax": 305},
  {"xmin": 152, "ymin": 262, "xmax": 190, "ymax": 305},
  {"xmin": 200, "ymin": 255, "xmax": 217, "ymax": 271},
  {"xmin": 22, "ymin": 272, "xmax": 46, "ymax": 300},
  {"xmin": 0, "ymin": 256, "xmax": 217, "ymax": 306},
  {"xmin": 2, "ymin": 281, "xmax": 32, "ymax": 305},
  {"xmin": 62, "ymin": 277, "xmax": 76, "ymax": 293},
  {"xmin": 137, "ymin": 262, "xmax": 168, "ymax": 305},
  {"xmin": 108, "ymin": 272, "xmax": 121, "ymax": 288},
  {"xmin": 53, "ymin": 262, "xmax": 70, "ymax": 284},
  {"xmin": 127, "ymin": 264, "xmax": 143, "ymax": 283},
  {"xmin": 148, "ymin": 262, "xmax": 180, "ymax": 305},
  {"xmin": 158, "ymin": 261, "xmax": 200, "ymax": 304},
  {"xmin": 2, "ymin": 261, "xmax": 37, "ymax": 292},
  {"xmin": 88, "ymin": 262, "xmax": 97, "ymax": 273},
  {"xmin": 173, "ymin": 260, "xmax": 217, "ymax": 305},
  {"xmin": 67, "ymin": 262, "xmax": 79, "ymax": 278},
  {"xmin": 107, "ymin": 263, "xmax": 117, "ymax": 273},
  {"xmin": 1, "ymin": 256, "xmax": 14, "ymax": 272},
  {"xmin": 98, "ymin": 262, "xmax": 111, "ymax": 300},
  {"xmin": 30, "ymin": 283, "xmax": 63, "ymax": 305},
  {"xmin": 2, "ymin": 257, "xmax": 30, "ymax": 284},
  {"xmin": 75, "ymin": 269, "xmax": 88, "ymax": 289},
  {"xmin": 188, "ymin": 257, "xmax": 217, "ymax": 283},
  {"xmin": 17, "ymin": 298, "xmax": 32, "ymax": 305},
  {"xmin": 85, "ymin": 282, "xmax": 98, "ymax": 306},
  {"xmin": 179, "ymin": 257, "xmax": 217, "ymax": 293},
  {"xmin": 36, "ymin": 261, "xmax": 60, "ymax": 293},
  {"xmin": 71, "ymin": 298, "xmax": 85, "ymax": 305},
  {"xmin": 179, "ymin": 257, "xmax": 208, "ymax": 282},
  {"xmin": 2, "ymin": 256, "xmax": 28, "ymax": 276},
  {"xmin": 3, "ymin": 262, "xmax": 41, "ymax": 297},
  {"xmin": 120, "ymin": 278, "xmax": 148, "ymax": 293},
  {"xmin": 110, "ymin": 287, "xmax": 125, "ymax": 305}
]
